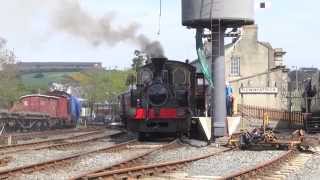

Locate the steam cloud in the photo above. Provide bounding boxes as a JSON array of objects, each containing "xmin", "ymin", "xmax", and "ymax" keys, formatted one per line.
[{"xmin": 52, "ymin": 1, "xmax": 165, "ymax": 58}]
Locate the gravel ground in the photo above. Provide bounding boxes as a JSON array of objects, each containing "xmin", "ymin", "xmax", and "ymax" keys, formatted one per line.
[
  {"xmin": 0, "ymin": 128, "xmax": 100, "ymax": 145},
  {"xmin": 293, "ymin": 154, "xmax": 320, "ymax": 180},
  {"xmin": 143, "ymin": 144, "xmax": 226, "ymax": 165},
  {"xmin": 18, "ymin": 147, "xmax": 157, "ymax": 179},
  {"xmin": 287, "ymin": 133, "xmax": 320, "ymax": 180},
  {"xmin": 0, "ymin": 140, "xmax": 116, "ymax": 172},
  {"xmin": 16, "ymin": 131, "xmax": 95, "ymax": 144},
  {"xmin": 6, "ymin": 129, "xmax": 319, "ymax": 180},
  {"xmin": 0, "ymin": 130, "xmax": 120, "ymax": 155},
  {"xmin": 17, "ymin": 129, "xmax": 119, "ymax": 144},
  {"xmin": 0, "ymin": 129, "xmax": 124, "ymax": 172},
  {"xmin": 184, "ymin": 149, "xmax": 286, "ymax": 177}
]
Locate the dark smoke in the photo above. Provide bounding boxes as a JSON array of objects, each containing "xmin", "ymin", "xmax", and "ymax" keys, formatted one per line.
[
  {"xmin": 137, "ymin": 35, "xmax": 165, "ymax": 58},
  {"xmin": 0, "ymin": 37, "xmax": 7, "ymax": 49},
  {"xmin": 52, "ymin": 1, "xmax": 165, "ymax": 58}
]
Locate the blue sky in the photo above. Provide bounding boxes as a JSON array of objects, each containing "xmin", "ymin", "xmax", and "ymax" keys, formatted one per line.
[{"xmin": 0, "ymin": 0, "xmax": 319, "ymax": 69}]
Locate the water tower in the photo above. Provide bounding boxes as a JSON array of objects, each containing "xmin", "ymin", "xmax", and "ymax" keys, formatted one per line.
[{"xmin": 182, "ymin": 0, "xmax": 255, "ymax": 137}]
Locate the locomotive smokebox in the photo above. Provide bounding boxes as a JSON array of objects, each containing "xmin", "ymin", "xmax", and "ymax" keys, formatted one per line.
[{"xmin": 151, "ymin": 57, "xmax": 167, "ymax": 76}]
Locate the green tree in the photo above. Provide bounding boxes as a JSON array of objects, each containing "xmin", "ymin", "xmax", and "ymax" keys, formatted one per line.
[
  {"xmin": 0, "ymin": 43, "xmax": 26, "ymax": 108},
  {"xmin": 131, "ymin": 56, "xmax": 144, "ymax": 71},
  {"xmin": 128, "ymin": 51, "xmax": 145, "ymax": 87},
  {"xmin": 125, "ymin": 73, "xmax": 136, "ymax": 86},
  {"xmin": 0, "ymin": 63, "xmax": 26, "ymax": 108},
  {"xmin": 67, "ymin": 68, "xmax": 133, "ymax": 118}
]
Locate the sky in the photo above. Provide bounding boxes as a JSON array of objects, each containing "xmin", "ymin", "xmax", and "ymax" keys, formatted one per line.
[{"xmin": 0, "ymin": 0, "xmax": 319, "ymax": 69}]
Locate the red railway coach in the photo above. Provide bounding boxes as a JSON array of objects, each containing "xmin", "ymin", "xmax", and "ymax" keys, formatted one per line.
[
  {"xmin": 11, "ymin": 95, "xmax": 59, "ymax": 117},
  {"xmin": 9, "ymin": 94, "xmax": 72, "ymax": 131}
]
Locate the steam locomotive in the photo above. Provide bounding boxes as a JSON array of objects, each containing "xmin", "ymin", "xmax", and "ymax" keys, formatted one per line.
[{"xmin": 119, "ymin": 58, "xmax": 206, "ymax": 139}]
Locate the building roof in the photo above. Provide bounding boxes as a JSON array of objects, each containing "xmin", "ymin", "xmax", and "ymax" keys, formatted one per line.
[{"xmin": 258, "ymin": 41, "xmax": 273, "ymax": 49}]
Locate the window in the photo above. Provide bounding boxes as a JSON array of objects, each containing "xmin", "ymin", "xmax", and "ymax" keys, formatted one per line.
[
  {"xmin": 230, "ymin": 56, "xmax": 240, "ymax": 76},
  {"xmin": 173, "ymin": 68, "xmax": 186, "ymax": 85}
]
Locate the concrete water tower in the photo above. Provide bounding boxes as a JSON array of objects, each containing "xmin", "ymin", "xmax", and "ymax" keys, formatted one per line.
[{"xmin": 181, "ymin": 0, "xmax": 255, "ymax": 137}]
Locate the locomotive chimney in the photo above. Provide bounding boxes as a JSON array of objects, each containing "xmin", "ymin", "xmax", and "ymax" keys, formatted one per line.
[{"xmin": 151, "ymin": 57, "xmax": 167, "ymax": 76}]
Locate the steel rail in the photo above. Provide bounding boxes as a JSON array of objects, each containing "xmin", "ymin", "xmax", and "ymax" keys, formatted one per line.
[
  {"xmin": 0, "ymin": 130, "xmax": 108, "ymax": 155},
  {"xmin": 0, "ymin": 127, "xmax": 101, "ymax": 142},
  {"xmin": 71, "ymin": 139, "xmax": 180, "ymax": 180},
  {"xmin": 222, "ymin": 150, "xmax": 295, "ymax": 179},
  {"xmin": 0, "ymin": 139, "xmax": 138, "ymax": 179},
  {"xmin": 82, "ymin": 148, "xmax": 234, "ymax": 180}
]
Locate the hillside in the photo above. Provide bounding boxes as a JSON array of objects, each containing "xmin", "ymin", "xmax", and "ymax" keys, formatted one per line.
[{"xmin": 20, "ymin": 72, "xmax": 77, "ymax": 90}]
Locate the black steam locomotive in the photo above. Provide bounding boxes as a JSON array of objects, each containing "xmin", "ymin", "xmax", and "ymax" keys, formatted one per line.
[{"xmin": 119, "ymin": 58, "xmax": 206, "ymax": 139}]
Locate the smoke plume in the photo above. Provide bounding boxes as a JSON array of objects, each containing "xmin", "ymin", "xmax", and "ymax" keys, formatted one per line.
[
  {"xmin": 137, "ymin": 35, "xmax": 165, "ymax": 58},
  {"xmin": 52, "ymin": 1, "xmax": 165, "ymax": 58},
  {"xmin": 0, "ymin": 37, "xmax": 7, "ymax": 49}
]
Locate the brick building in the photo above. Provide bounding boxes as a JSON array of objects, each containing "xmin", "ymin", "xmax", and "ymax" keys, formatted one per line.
[{"xmin": 225, "ymin": 25, "xmax": 289, "ymax": 110}]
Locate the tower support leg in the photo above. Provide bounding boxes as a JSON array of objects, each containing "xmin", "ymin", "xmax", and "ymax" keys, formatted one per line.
[{"xmin": 211, "ymin": 24, "xmax": 226, "ymax": 138}]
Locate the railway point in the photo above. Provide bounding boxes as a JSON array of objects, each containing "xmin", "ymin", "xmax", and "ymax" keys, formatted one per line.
[{"xmin": 0, "ymin": 0, "xmax": 319, "ymax": 179}]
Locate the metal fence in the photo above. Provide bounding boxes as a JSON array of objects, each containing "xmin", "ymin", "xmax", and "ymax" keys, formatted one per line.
[{"xmin": 238, "ymin": 104, "xmax": 304, "ymax": 127}]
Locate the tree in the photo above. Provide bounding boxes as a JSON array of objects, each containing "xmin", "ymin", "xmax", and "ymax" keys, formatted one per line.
[
  {"xmin": 131, "ymin": 57, "xmax": 144, "ymax": 71},
  {"xmin": 126, "ymin": 73, "xmax": 136, "ymax": 87},
  {"xmin": 67, "ymin": 68, "xmax": 133, "ymax": 118},
  {"xmin": 0, "ymin": 51, "xmax": 25, "ymax": 108},
  {"xmin": 127, "ymin": 50, "xmax": 146, "ymax": 88}
]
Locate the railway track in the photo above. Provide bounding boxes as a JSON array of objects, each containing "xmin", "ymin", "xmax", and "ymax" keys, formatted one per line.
[
  {"xmin": 0, "ymin": 130, "xmax": 120, "ymax": 155},
  {"xmin": 222, "ymin": 149, "xmax": 313, "ymax": 180},
  {"xmin": 71, "ymin": 139, "xmax": 180, "ymax": 179},
  {"xmin": 0, "ymin": 127, "xmax": 102, "ymax": 144},
  {"xmin": 73, "ymin": 146, "xmax": 234, "ymax": 180},
  {"xmin": 0, "ymin": 134, "xmax": 134, "ymax": 179},
  {"xmin": 0, "ymin": 139, "xmax": 181, "ymax": 179}
]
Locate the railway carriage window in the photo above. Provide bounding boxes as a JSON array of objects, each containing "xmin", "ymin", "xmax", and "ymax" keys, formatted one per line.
[{"xmin": 173, "ymin": 68, "xmax": 186, "ymax": 85}]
